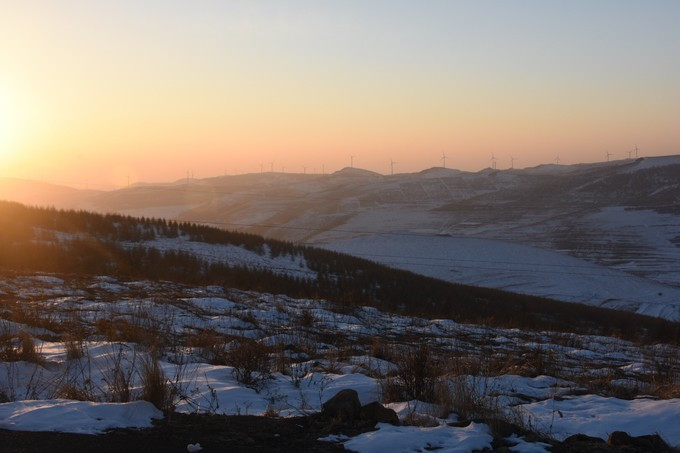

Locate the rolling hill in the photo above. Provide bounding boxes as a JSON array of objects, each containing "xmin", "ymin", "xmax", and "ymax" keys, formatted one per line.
[{"xmin": 2, "ymin": 155, "xmax": 680, "ymax": 319}]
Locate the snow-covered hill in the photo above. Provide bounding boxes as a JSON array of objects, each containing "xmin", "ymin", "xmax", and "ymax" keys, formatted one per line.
[
  {"xmin": 322, "ymin": 234, "xmax": 680, "ymax": 321},
  {"xmin": 4, "ymin": 155, "xmax": 680, "ymax": 319}
]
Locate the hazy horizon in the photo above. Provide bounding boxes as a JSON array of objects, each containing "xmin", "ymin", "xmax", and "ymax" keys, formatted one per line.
[{"xmin": 2, "ymin": 1, "xmax": 679, "ymax": 189}]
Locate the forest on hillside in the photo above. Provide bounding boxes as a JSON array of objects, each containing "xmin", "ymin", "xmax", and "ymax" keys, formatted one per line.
[{"xmin": 1, "ymin": 200, "xmax": 678, "ymax": 344}]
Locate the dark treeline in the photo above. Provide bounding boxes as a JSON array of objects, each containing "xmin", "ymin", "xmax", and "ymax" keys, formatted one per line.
[{"xmin": 1, "ymin": 200, "xmax": 678, "ymax": 344}]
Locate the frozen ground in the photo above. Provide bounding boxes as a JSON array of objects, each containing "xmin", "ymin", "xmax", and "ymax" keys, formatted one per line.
[
  {"xmin": 1, "ymin": 274, "xmax": 678, "ymax": 451},
  {"xmin": 322, "ymin": 234, "xmax": 680, "ymax": 321}
]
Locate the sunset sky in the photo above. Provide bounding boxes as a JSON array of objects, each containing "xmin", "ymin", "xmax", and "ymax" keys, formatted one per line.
[{"xmin": 1, "ymin": 1, "xmax": 679, "ymax": 188}]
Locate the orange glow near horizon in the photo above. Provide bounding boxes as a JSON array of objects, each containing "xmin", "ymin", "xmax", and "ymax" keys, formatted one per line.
[{"xmin": 1, "ymin": 2, "xmax": 679, "ymax": 189}]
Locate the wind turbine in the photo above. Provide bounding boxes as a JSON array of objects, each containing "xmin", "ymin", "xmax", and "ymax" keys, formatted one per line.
[
  {"xmin": 605, "ymin": 151, "xmax": 612, "ymax": 162},
  {"xmin": 390, "ymin": 159, "xmax": 397, "ymax": 176},
  {"xmin": 350, "ymin": 155, "xmax": 355, "ymax": 168},
  {"xmin": 634, "ymin": 144, "xmax": 639, "ymax": 158},
  {"xmin": 441, "ymin": 152, "xmax": 447, "ymax": 169},
  {"xmin": 510, "ymin": 156, "xmax": 515, "ymax": 169},
  {"xmin": 555, "ymin": 154, "xmax": 560, "ymax": 165},
  {"xmin": 490, "ymin": 154, "xmax": 497, "ymax": 170}
]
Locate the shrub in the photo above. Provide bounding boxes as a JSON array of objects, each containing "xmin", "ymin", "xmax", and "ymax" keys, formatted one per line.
[
  {"xmin": 63, "ymin": 334, "xmax": 85, "ymax": 360},
  {"xmin": 381, "ymin": 344, "xmax": 443, "ymax": 404},
  {"xmin": 103, "ymin": 344, "xmax": 136, "ymax": 403},
  {"xmin": 56, "ymin": 384, "xmax": 94, "ymax": 401},
  {"xmin": 227, "ymin": 339, "xmax": 272, "ymax": 391},
  {"xmin": 140, "ymin": 353, "xmax": 173, "ymax": 411},
  {"xmin": 370, "ymin": 337, "xmax": 392, "ymax": 361},
  {"xmin": 263, "ymin": 405, "xmax": 279, "ymax": 418},
  {"xmin": 298, "ymin": 310, "xmax": 315, "ymax": 328},
  {"xmin": 18, "ymin": 331, "xmax": 41, "ymax": 364},
  {"xmin": 187, "ymin": 329, "xmax": 228, "ymax": 363}
]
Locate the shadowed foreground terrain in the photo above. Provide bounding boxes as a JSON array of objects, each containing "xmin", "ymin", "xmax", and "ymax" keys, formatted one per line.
[{"xmin": 1, "ymin": 412, "xmax": 674, "ymax": 453}]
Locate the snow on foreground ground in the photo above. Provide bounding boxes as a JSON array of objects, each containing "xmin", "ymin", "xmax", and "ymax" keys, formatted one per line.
[
  {"xmin": 322, "ymin": 234, "xmax": 680, "ymax": 321},
  {"xmin": 338, "ymin": 421, "xmax": 493, "ymax": 453},
  {"xmin": 0, "ymin": 400, "xmax": 161, "ymax": 434},
  {"xmin": 0, "ymin": 274, "xmax": 679, "ymax": 451},
  {"xmin": 522, "ymin": 395, "xmax": 680, "ymax": 446}
]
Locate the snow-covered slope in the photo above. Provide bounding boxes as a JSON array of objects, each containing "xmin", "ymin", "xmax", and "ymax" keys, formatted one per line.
[
  {"xmin": 6, "ymin": 156, "xmax": 680, "ymax": 319},
  {"xmin": 322, "ymin": 235, "xmax": 680, "ymax": 320},
  {"xmin": 1, "ymin": 273, "xmax": 678, "ymax": 449}
]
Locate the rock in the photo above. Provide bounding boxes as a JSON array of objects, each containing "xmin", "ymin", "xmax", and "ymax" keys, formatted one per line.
[
  {"xmin": 608, "ymin": 431, "xmax": 634, "ymax": 446},
  {"xmin": 321, "ymin": 389, "xmax": 361, "ymax": 421},
  {"xmin": 607, "ymin": 431, "xmax": 671, "ymax": 452},
  {"xmin": 632, "ymin": 434, "xmax": 672, "ymax": 452},
  {"xmin": 359, "ymin": 402, "xmax": 399, "ymax": 425},
  {"xmin": 564, "ymin": 434, "xmax": 606, "ymax": 444},
  {"xmin": 554, "ymin": 434, "xmax": 612, "ymax": 453}
]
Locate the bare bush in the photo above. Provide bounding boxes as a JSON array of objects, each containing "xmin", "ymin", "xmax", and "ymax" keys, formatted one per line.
[
  {"xmin": 263, "ymin": 405, "xmax": 279, "ymax": 418},
  {"xmin": 227, "ymin": 339, "xmax": 272, "ymax": 391},
  {"xmin": 103, "ymin": 344, "xmax": 136, "ymax": 402},
  {"xmin": 18, "ymin": 331, "xmax": 41, "ymax": 364},
  {"xmin": 63, "ymin": 333, "xmax": 85, "ymax": 360},
  {"xmin": 370, "ymin": 337, "xmax": 392, "ymax": 361},
  {"xmin": 140, "ymin": 353, "xmax": 174, "ymax": 411},
  {"xmin": 381, "ymin": 344, "xmax": 444, "ymax": 404},
  {"xmin": 187, "ymin": 328, "xmax": 229, "ymax": 364},
  {"xmin": 55, "ymin": 384, "xmax": 94, "ymax": 401},
  {"xmin": 297, "ymin": 310, "xmax": 315, "ymax": 328}
]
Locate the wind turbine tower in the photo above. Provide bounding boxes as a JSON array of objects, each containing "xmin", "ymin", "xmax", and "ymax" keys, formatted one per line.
[
  {"xmin": 390, "ymin": 159, "xmax": 397, "ymax": 175},
  {"xmin": 605, "ymin": 151, "xmax": 612, "ymax": 162},
  {"xmin": 441, "ymin": 152, "xmax": 447, "ymax": 169}
]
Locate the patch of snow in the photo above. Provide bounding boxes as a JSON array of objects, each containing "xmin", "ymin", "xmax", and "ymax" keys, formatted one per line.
[
  {"xmin": 0, "ymin": 400, "xmax": 162, "ymax": 434},
  {"xmin": 506, "ymin": 434, "xmax": 552, "ymax": 452},
  {"xmin": 342, "ymin": 421, "xmax": 493, "ymax": 453},
  {"xmin": 520, "ymin": 395, "xmax": 680, "ymax": 446}
]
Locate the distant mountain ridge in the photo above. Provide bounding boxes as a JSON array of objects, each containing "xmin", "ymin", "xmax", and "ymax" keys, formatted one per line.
[{"xmin": 3, "ymin": 156, "xmax": 679, "ymax": 316}]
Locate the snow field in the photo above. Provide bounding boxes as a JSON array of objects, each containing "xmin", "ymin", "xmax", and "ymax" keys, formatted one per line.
[{"xmin": 0, "ymin": 274, "xmax": 678, "ymax": 451}]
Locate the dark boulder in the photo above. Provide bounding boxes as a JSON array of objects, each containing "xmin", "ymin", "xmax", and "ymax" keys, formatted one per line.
[
  {"xmin": 564, "ymin": 434, "xmax": 606, "ymax": 444},
  {"xmin": 607, "ymin": 431, "xmax": 672, "ymax": 452},
  {"xmin": 359, "ymin": 402, "xmax": 399, "ymax": 425},
  {"xmin": 321, "ymin": 389, "xmax": 361, "ymax": 422}
]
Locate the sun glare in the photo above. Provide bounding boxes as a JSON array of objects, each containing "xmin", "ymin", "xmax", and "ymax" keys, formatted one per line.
[
  {"xmin": 0, "ymin": 91, "xmax": 15, "ymax": 157},
  {"xmin": 0, "ymin": 87, "xmax": 27, "ymax": 162}
]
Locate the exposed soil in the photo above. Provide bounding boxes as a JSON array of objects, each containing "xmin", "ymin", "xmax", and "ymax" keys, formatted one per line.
[{"xmin": 0, "ymin": 412, "xmax": 358, "ymax": 453}]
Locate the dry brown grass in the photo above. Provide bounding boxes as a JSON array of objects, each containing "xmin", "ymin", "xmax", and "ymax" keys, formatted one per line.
[
  {"xmin": 18, "ymin": 331, "xmax": 41, "ymax": 364},
  {"xmin": 140, "ymin": 353, "xmax": 174, "ymax": 411},
  {"xmin": 62, "ymin": 333, "xmax": 85, "ymax": 360},
  {"xmin": 381, "ymin": 344, "xmax": 445, "ymax": 404},
  {"xmin": 55, "ymin": 384, "xmax": 94, "ymax": 401},
  {"xmin": 227, "ymin": 339, "xmax": 272, "ymax": 391}
]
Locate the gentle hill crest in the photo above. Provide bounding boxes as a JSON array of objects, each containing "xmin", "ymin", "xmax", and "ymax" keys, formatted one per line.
[
  {"xmin": 1, "ymin": 200, "xmax": 678, "ymax": 344},
  {"xmin": 3, "ymin": 156, "xmax": 679, "ymax": 318}
]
